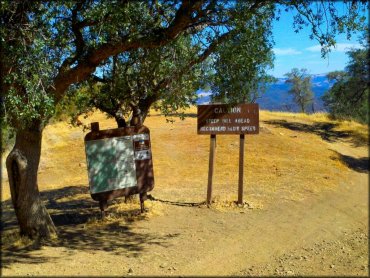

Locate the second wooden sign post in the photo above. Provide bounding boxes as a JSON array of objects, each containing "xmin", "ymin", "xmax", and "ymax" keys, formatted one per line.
[{"xmin": 197, "ymin": 103, "xmax": 259, "ymax": 205}]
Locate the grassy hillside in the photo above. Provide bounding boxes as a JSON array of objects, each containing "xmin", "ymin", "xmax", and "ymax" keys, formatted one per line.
[
  {"xmin": 1, "ymin": 107, "xmax": 368, "ymax": 276},
  {"xmin": 1, "ymin": 107, "xmax": 367, "ymax": 205}
]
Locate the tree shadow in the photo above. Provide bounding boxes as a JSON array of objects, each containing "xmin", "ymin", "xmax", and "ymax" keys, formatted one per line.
[
  {"xmin": 1, "ymin": 200, "xmax": 19, "ymax": 232},
  {"xmin": 331, "ymin": 150, "xmax": 369, "ymax": 173},
  {"xmin": 44, "ymin": 185, "xmax": 97, "ymax": 227},
  {"xmin": 1, "ymin": 239, "xmax": 60, "ymax": 268},
  {"xmin": 264, "ymin": 120, "xmax": 367, "ymax": 147},
  {"xmin": 1, "ymin": 185, "xmax": 179, "ymax": 269},
  {"xmin": 147, "ymin": 194, "xmax": 205, "ymax": 207},
  {"xmin": 150, "ymin": 112, "xmax": 197, "ymax": 118}
]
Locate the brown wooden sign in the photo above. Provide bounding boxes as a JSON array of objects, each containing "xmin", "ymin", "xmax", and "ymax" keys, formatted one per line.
[
  {"xmin": 197, "ymin": 103, "xmax": 259, "ymax": 206},
  {"xmin": 197, "ymin": 103, "xmax": 259, "ymax": 135}
]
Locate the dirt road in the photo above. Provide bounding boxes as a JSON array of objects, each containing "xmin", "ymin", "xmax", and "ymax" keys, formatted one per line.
[{"xmin": 1, "ymin": 112, "xmax": 368, "ymax": 276}]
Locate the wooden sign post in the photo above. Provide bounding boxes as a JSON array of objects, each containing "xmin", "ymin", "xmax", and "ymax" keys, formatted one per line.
[
  {"xmin": 207, "ymin": 134, "xmax": 216, "ymax": 205},
  {"xmin": 238, "ymin": 134, "xmax": 245, "ymax": 204},
  {"xmin": 197, "ymin": 104, "xmax": 259, "ymax": 205}
]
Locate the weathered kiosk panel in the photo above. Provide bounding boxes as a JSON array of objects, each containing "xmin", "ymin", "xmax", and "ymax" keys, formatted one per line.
[{"xmin": 84, "ymin": 122, "xmax": 154, "ymax": 216}]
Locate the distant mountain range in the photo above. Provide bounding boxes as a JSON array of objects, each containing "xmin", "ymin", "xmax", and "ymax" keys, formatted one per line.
[{"xmin": 196, "ymin": 73, "xmax": 336, "ymax": 112}]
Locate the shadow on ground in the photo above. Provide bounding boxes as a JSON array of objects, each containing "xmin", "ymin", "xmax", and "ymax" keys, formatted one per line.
[
  {"xmin": 147, "ymin": 194, "xmax": 205, "ymax": 207},
  {"xmin": 264, "ymin": 120, "xmax": 367, "ymax": 147},
  {"xmin": 331, "ymin": 150, "xmax": 369, "ymax": 173},
  {"xmin": 150, "ymin": 112, "xmax": 197, "ymax": 118},
  {"xmin": 1, "ymin": 185, "xmax": 178, "ymax": 269}
]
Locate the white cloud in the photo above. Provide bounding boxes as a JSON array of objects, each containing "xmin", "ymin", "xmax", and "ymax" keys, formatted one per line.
[
  {"xmin": 305, "ymin": 45, "xmax": 322, "ymax": 52},
  {"xmin": 312, "ymin": 73, "xmax": 328, "ymax": 77},
  {"xmin": 306, "ymin": 43, "xmax": 363, "ymax": 52},
  {"xmin": 276, "ymin": 78, "xmax": 287, "ymax": 84},
  {"xmin": 312, "ymin": 82, "xmax": 323, "ymax": 87},
  {"xmin": 273, "ymin": 48, "xmax": 302, "ymax": 55},
  {"xmin": 198, "ymin": 91, "xmax": 212, "ymax": 97}
]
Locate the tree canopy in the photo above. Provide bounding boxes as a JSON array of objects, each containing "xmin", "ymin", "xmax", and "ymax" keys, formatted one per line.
[
  {"xmin": 65, "ymin": 33, "xmax": 204, "ymax": 127},
  {"xmin": 2, "ymin": 1, "xmax": 368, "ymax": 130},
  {"xmin": 323, "ymin": 31, "xmax": 369, "ymax": 123},
  {"xmin": 65, "ymin": 2, "xmax": 277, "ymax": 126},
  {"xmin": 207, "ymin": 3, "xmax": 276, "ymax": 103}
]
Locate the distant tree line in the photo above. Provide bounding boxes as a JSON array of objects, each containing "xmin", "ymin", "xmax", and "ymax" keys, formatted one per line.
[{"xmin": 284, "ymin": 29, "xmax": 368, "ymax": 123}]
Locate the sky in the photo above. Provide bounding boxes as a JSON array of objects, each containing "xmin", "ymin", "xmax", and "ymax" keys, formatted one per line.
[{"xmin": 269, "ymin": 3, "xmax": 368, "ymax": 78}]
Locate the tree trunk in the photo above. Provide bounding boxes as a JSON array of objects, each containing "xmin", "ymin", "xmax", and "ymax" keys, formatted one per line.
[
  {"xmin": 138, "ymin": 95, "xmax": 158, "ymax": 123},
  {"xmin": 6, "ymin": 128, "xmax": 57, "ymax": 239},
  {"xmin": 115, "ymin": 116, "xmax": 127, "ymax": 128}
]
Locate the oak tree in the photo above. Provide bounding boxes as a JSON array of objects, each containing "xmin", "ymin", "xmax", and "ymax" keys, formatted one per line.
[
  {"xmin": 284, "ymin": 68, "xmax": 314, "ymax": 113},
  {"xmin": 323, "ymin": 32, "xmax": 369, "ymax": 123}
]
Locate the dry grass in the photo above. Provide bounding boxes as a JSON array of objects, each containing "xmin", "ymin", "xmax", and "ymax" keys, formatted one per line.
[
  {"xmin": 262, "ymin": 110, "xmax": 368, "ymax": 145},
  {"xmin": 1, "ymin": 231, "xmax": 30, "ymax": 248},
  {"xmin": 1, "ymin": 107, "xmax": 368, "ymax": 277},
  {"xmin": 1, "ymin": 107, "xmax": 367, "ymax": 211}
]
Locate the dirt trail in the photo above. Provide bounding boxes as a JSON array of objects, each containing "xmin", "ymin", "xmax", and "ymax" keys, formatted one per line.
[{"xmin": 1, "ymin": 114, "xmax": 368, "ymax": 276}]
